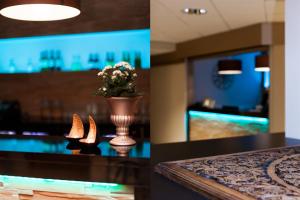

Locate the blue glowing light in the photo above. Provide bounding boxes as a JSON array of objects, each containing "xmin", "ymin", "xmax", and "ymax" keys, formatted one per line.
[
  {"xmin": 0, "ymin": 29, "xmax": 150, "ymax": 73},
  {"xmin": 0, "ymin": 175, "xmax": 127, "ymax": 195},
  {"xmin": 264, "ymin": 71, "xmax": 270, "ymax": 88},
  {"xmin": 0, "ymin": 138, "xmax": 150, "ymax": 158},
  {"xmin": 188, "ymin": 110, "xmax": 269, "ymax": 124}
]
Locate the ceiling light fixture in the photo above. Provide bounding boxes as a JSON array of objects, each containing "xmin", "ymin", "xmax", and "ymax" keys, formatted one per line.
[
  {"xmin": 0, "ymin": 0, "xmax": 81, "ymax": 21},
  {"xmin": 182, "ymin": 8, "xmax": 207, "ymax": 15},
  {"xmin": 218, "ymin": 60, "xmax": 242, "ymax": 75},
  {"xmin": 255, "ymin": 54, "xmax": 270, "ymax": 72}
]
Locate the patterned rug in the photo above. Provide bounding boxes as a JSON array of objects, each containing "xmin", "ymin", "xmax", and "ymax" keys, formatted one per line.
[{"xmin": 155, "ymin": 146, "xmax": 300, "ymax": 200}]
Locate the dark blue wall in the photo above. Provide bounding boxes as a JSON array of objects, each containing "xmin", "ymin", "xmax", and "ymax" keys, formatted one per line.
[{"xmin": 192, "ymin": 52, "xmax": 264, "ymax": 111}]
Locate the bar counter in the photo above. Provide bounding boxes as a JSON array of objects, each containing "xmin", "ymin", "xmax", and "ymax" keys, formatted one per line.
[
  {"xmin": 0, "ymin": 134, "xmax": 150, "ymax": 199},
  {"xmin": 187, "ymin": 105, "xmax": 269, "ymax": 141}
]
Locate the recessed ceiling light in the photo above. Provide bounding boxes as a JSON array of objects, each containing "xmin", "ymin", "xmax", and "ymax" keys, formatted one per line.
[
  {"xmin": 0, "ymin": 0, "xmax": 81, "ymax": 21},
  {"xmin": 182, "ymin": 8, "xmax": 207, "ymax": 15}
]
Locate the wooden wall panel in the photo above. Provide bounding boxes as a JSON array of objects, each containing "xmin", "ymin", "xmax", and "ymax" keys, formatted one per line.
[{"xmin": 0, "ymin": 70, "xmax": 149, "ymax": 122}]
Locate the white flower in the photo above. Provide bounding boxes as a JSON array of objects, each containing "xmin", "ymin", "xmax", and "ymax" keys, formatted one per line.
[
  {"xmin": 102, "ymin": 87, "xmax": 107, "ymax": 91},
  {"xmin": 124, "ymin": 63, "xmax": 133, "ymax": 70},
  {"xmin": 113, "ymin": 70, "xmax": 123, "ymax": 76},
  {"xmin": 103, "ymin": 65, "xmax": 112, "ymax": 72},
  {"xmin": 133, "ymin": 73, "xmax": 137, "ymax": 77},
  {"xmin": 112, "ymin": 75, "xmax": 117, "ymax": 79},
  {"xmin": 97, "ymin": 71, "xmax": 103, "ymax": 76},
  {"xmin": 124, "ymin": 71, "xmax": 129, "ymax": 76},
  {"xmin": 115, "ymin": 61, "xmax": 133, "ymax": 70}
]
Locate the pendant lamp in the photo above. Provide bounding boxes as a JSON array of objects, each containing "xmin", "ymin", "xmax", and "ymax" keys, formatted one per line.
[
  {"xmin": 0, "ymin": 0, "xmax": 80, "ymax": 21},
  {"xmin": 255, "ymin": 54, "xmax": 270, "ymax": 72},
  {"xmin": 218, "ymin": 60, "xmax": 242, "ymax": 75}
]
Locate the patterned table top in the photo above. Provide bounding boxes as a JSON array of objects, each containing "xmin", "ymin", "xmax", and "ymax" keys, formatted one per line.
[{"xmin": 155, "ymin": 146, "xmax": 300, "ymax": 200}]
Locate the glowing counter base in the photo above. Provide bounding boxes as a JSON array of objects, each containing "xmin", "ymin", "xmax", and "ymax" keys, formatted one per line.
[
  {"xmin": 0, "ymin": 175, "xmax": 133, "ymax": 199},
  {"xmin": 188, "ymin": 110, "xmax": 269, "ymax": 141}
]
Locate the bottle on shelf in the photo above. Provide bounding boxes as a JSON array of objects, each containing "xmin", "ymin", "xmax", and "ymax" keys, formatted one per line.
[
  {"xmin": 134, "ymin": 51, "xmax": 142, "ymax": 69},
  {"xmin": 94, "ymin": 53, "xmax": 100, "ymax": 69},
  {"xmin": 26, "ymin": 59, "xmax": 34, "ymax": 73},
  {"xmin": 49, "ymin": 50, "xmax": 55, "ymax": 71},
  {"xmin": 8, "ymin": 59, "xmax": 16, "ymax": 73},
  {"xmin": 122, "ymin": 51, "xmax": 131, "ymax": 64},
  {"xmin": 71, "ymin": 55, "xmax": 82, "ymax": 71},
  {"xmin": 40, "ymin": 51, "xmax": 48, "ymax": 72},
  {"xmin": 55, "ymin": 50, "xmax": 63, "ymax": 71},
  {"xmin": 106, "ymin": 52, "xmax": 115, "ymax": 66},
  {"xmin": 88, "ymin": 53, "xmax": 94, "ymax": 69}
]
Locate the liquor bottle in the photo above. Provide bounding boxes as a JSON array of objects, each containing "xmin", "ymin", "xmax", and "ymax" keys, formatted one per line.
[
  {"xmin": 88, "ymin": 53, "xmax": 93, "ymax": 69},
  {"xmin": 71, "ymin": 55, "xmax": 82, "ymax": 71},
  {"xmin": 40, "ymin": 51, "xmax": 47, "ymax": 71},
  {"xmin": 110, "ymin": 52, "xmax": 115, "ymax": 66},
  {"xmin": 39, "ymin": 51, "xmax": 44, "ymax": 71},
  {"xmin": 8, "ymin": 59, "xmax": 16, "ymax": 73},
  {"xmin": 27, "ymin": 59, "xmax": 33, "ymax": 73},
  {"xmin": 122, "ymin": 51, "xmax": 130, "ymax": 64},
  {"xmin": 55, "ymin": 50, "xmax": 62, "ymax": 71},
  {"xmin": 94, "ymin": 53, "xmax": 100, "ymax": 69},
  {"xmin": 49, "ymin": 50, "xmax": 55, "ymax": 71},
  {"xmin": 134, "ymin": 52, "xmax": 142, "ymax": 69},
  {"xmin": 106, "ymin": 52, "xmax": 114, "ymax": 66}
]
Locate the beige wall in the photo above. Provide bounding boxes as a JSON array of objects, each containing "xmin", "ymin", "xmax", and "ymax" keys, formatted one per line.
[
  {"xmin": 269, "ymin": 44, "xmax": 285, "ymax": 133},
  {"xmin": 151, "ymin": 62, "xmax": 187, "ymax": 144}
]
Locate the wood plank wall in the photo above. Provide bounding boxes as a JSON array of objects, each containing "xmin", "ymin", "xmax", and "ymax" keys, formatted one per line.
[{"xmin": 0, "ymin": 70, "xmax": 149, "ymax": 122}]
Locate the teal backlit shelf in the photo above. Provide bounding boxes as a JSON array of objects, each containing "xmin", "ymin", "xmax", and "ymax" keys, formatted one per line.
[{"xmin": 0, "ymin": 29, "xmax": 150, "ymax": 73}]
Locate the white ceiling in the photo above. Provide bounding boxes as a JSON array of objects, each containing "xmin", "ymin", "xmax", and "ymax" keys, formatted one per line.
[{"xmin": 151, "ymin": 0, "xmax": 284, "ymax": 44}]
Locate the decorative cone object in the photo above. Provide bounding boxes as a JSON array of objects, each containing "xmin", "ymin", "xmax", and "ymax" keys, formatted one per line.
[
  {"xmin": 80, "ymin": 115, "xmax": 99, "ymax": 147},
  {"xmin": 65, "ymin": 113, "xmax": 84, "ymax": 141}
]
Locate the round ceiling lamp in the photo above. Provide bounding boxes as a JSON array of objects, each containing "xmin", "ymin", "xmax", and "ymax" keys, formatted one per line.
[
  {"xmin": 255, "ymin": 54, "xmax": 270, "ymax": 72},
  {"xmin": 218, "ymin": 60, "xmax": 242, "ymax": 75},
  {"xmin": 0, "ymin": 0, "xmax": 81, "ymax": 21}
]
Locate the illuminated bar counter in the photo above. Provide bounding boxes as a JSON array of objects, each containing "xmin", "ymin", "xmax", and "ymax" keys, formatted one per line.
[
  {"xmin": 187, "ymin": 107, "xmax": 269, "ymax": 141},
  {"xmin": 0, "ymin": 134, "xmax": 150, "ymax": 199}
]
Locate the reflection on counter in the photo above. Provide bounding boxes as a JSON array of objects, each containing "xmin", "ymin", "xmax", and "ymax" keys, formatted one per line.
[
  {"xmin": 188, "ymin": 110, "xmax": 269, "ymax": 141},
  {"xmin": 0, "ymin": 135, "xmax": 150, "ymax": 158},
  {"xmin": 0, "ymin": 175, "xmax": 133, "ymax": 199}
]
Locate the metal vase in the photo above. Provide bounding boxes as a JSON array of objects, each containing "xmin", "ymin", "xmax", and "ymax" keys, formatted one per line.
[{"xmin": 106, "ymin": 96, "xmax": 142, "ymax": 146}]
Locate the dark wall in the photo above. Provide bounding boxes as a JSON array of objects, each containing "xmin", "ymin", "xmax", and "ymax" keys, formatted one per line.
[
  {"xmin": 0, "ymin": 0, "xmax": 150, "ymax": 38},
  {"xmin": 191, "ymin": 52, "xmax": 264, "ymax": 111}
]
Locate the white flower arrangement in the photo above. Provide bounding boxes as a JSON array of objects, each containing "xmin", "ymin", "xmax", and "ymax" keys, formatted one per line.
[{"xmin": 96, "ymin": 61, "xmax": 138, "ymax": 97}]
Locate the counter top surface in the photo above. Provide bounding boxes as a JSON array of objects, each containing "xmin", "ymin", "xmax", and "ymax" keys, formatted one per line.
[
  {"xmin": 188, "ymin": 104, "xmax": 267, "ymax": 118},
  {"xmin": 0, "ymin": 134, "xmax": 150, "ymax": 199},
  {"xmin": 151, "ymin": 133, "xmax": 300, "ymax": 200}
]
